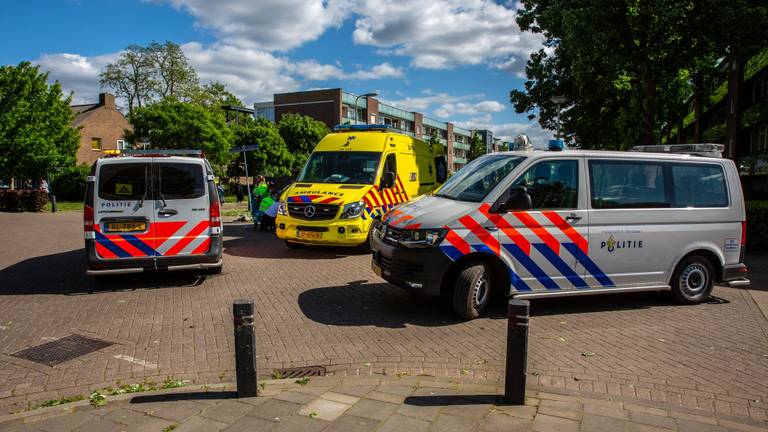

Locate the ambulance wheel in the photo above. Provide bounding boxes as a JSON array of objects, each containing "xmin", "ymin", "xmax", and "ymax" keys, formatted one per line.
[
  {"xmin": 285, "ymin": 240, "xmax": 304, "ymax": 249},
  {"xmin": 671, "ymin": 255, "xmax": 714, "ymax": 304},
  {"xmin": 452, "ymin": 262, "xmax": 492, "ymax": 320}
]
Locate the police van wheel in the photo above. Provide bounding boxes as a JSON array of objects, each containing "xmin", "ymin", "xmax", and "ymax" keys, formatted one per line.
[
  {"xmin": 285, "ymin": 240, "xmax": 304, "ymax": 249},
  {"xmin": 452, "ymin": 262, "xmax": 492, "ymax": 320},
  {"xmin": 671, "ymin": 255, "xmax": 714, "ymax": 304}
]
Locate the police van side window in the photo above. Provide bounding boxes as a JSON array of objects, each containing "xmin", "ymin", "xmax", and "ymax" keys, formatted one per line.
[
  {"xmin": 512, "ymin": 159, "xmax": 578, "ymax": 209},
  {"xmin": 671, "ymin": 164, "xmax": 728, "ymax": 207},
  {"xmin": 589, "ymin": 160, "xmax": 669, "ymax": 209},
  {"xmin": 98, "ymin": 163, "xmax": 148, "ymax": 201},
  {"xmin": 156, "ymin": 163, "xmax": 205, "ymax": 199}
]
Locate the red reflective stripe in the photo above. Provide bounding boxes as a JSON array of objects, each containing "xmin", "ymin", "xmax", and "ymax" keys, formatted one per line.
[
  {"xmin": 362, "ymin": 196, "xmax": 374, "ymax": 210},
  {"xmin": 147, "ymin": 221, "xmax": 186, "ymax": 249},
  {"xmin": 514, "ymin": 212, "xmax": 560, "ymax": 254},
  {"xmin": 191, "ymin": 238, "xmax": 211, "ymax": 255},
  {"xmin": 478, "ymin": 203, "xmax": 531, "ymax": 255},
  {"xmin": 458, "ymin": 214, "xmax": 500, "ymax": 255},
  {"xmin": 403, "ymin": 223, "xmax": 422, "ymax": 229},
  {"xmin": 542, "ymin": 211, "xmax": 588, "ymax": 254},
  {"xmin": 386, "ymin": 189, "xmax": 396, "ymax": 204},
  {"xmin": 391, "ymin": 215, "xmax": 413, "ymax": 227},
  {"xmin": 368, "ymin": 188, "xmax": 382, "ymax": 207},
  {"xmin": 396, "ymin": 176, "xmax": 409, "ymax": 200},
  {"xmin": 109, "ymin": 236, "xmax": 146, "ymax": 257},
  {"xmin": 164, "ymin": 221, "xmax": 210, "ymax": 256},
  {"xmin": 95, "ymin": 242, "xmax": 118, "ymax": 259},
  {"xmin": 378, "ymin": 189, "xmax": 390, "ymax": 206},
  {"xmin": 307, "ymin": 195, "xmax": 323, "ymax": 202},
  {"xmin": 385, "ymin": 209, "xmax": 403, "ymax": 222},
  {"xmin": 444, "ymin": 227, "xmax": 471, "ymax": 254}
]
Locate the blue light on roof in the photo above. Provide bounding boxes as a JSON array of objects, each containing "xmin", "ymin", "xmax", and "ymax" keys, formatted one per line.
[
  {"xmin": 333, "ymin": 124, "xmax": 392, "ymax": 131},
  {"xmin": 548, "ymin": 139, "xmax": 564, "ymax": 151}
]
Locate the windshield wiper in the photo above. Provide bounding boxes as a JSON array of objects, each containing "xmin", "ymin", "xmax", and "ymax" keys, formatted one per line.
[{"xmin": 434, "ymin": 193, "xmax": 456, "ymax": 200}]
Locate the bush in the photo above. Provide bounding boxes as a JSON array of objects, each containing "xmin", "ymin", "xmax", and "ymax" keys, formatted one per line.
[
  {"xmin": 0, "ymin": 190, "xmax": 48, "ymax": 212},
  {"xmin": 747, "ymin": 200, "xmax": 768, "ymax": 251},
  {"xmin": 51, "ymin": 164, "xmax": 90, "ymax": 201}
]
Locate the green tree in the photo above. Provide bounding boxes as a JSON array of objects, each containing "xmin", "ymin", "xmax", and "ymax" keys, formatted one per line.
[
  {"xmin": 234, "ymin": 118, "xmax": 294, "ymax": 177},
  {"xmin": 467, "ymin": 132, "xmax": 485, "ymax": 162},
  {"xmin": 125, "ymin": 100, "xmax": 233, "ymax": 166},
  {"xmin": 276, "ymin": 113, "xmax": 329, "ymax": 173},
  {"xmin": 189, "ymin": 81, "xmax": 242, "ymax": 114},
  {"xmin": 100, "ymin": 45, "xmax": 155, "ymax": 113},
  {"xmin": 0, "ymin": 62, "xmax": 79, "ymax": 180},
  {"xmin": 146, "ymin": 41, "xmax": 199, "ymax": 100}
]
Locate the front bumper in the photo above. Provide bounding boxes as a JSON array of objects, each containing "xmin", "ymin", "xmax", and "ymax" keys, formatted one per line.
[
  {"xmin": 275, "ymin": 215, "xmax": 370, "ymax": 246},
  {"xmin": 722, "ymin": 263, "xmax": 750, "ymax": 287},
  {"xmin": 85, "ymin": 235, "xmax": 223, "ymax": 275},
  {"xmin": 370, "ymin": 230, "xmax": 452, "ymax": 297}
]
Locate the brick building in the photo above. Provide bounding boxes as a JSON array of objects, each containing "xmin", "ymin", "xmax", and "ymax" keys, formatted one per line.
[
  {"xmin": 70, "ymin": 93, "xmax": 131, "ymax": 165},
  {"xmin": 255, "ymin": 88, "xmax": 491, "ymax": 173}
]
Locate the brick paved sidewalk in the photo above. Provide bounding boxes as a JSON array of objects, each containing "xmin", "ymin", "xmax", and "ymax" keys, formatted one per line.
[{"xmin": 1, "ymin": 376, "xmax": 765, "ymax": 432}]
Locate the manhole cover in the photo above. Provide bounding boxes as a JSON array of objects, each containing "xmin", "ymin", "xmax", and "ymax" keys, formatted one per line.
[
  {"xmin": 12, "ymin": 335, "xmax": 112, "ymax": 367},
  {"xmin": 273, "ymin": 365, "xmax": 326, "ymax": 379}
]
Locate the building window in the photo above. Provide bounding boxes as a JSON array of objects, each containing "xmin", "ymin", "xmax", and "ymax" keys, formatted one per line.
[
  {"xmin": 91, "ymin": 137, "xmax": 102, "ymax": 150},
  {"xmin": 752, "ymin": 125, "xmax": 768, "ymax": 153},
  {"xmin": 754, "ymin": 76, "xmax": 768, "ymax": 103}
]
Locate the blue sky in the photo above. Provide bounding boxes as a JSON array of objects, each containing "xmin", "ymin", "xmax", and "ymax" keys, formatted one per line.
[{"xmin": 1, "ymin": 0, "xmax": 552, "ymax": 143}]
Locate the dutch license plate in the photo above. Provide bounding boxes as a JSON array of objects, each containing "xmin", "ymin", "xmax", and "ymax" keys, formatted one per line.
[
  {"xmin": 297, "ymin": 230, "xmax": 322, "ymax": 240},
  {"xmin": 105, "ymin": 222, "xmax": 146, "ymax": 232}
]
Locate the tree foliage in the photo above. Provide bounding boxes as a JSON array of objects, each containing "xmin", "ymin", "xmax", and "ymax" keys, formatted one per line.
[
  {"xmin": 125, "ymin": 100, "xmax": 233, "ymax": 166},
  {"xmin": 146, "ymin": 41, "xmax": 199, "ymax": 100},
  {"xmin": 189, "ymin": 81, "xmax": 242, "ymax": 115},
  {"xmin": 233, "ymin": 118, "xmax": 294, "ymax": 177},
  {"xmin": 467, "ymin": 132, "xmax": 485, "ymax": 162},
  {"xmin": 511, "ymin": 0, "xmax": 768, "ymax": 150},
  {"xmin": 0, "ymin": 62, "xmax": 79, "ymax": 179},
  {"xmin": 276, "ymin": 113, "xmax": 329, "ymax": 173}
]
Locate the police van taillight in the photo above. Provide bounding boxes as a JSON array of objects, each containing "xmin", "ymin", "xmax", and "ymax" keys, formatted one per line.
[
  {"xmin": 740, "ymin": 220, "xmax": 746, "ymax": 262},
  {"xmin": 84, "ymin": 204, "xmax": 95, "ymax": 238},
  {"xmin": 210, "ymin": 199, "xmax": 221, "ymax": 228}
]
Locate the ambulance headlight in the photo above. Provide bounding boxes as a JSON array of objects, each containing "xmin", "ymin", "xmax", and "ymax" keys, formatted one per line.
[
  {"xmin": 399, "ymin": 228, "xmax": 448, "ymax": 248},
  {"xmin": 277, "ymin": 200, "xmax": 287, "ymax": 216},
  {"xmin": 340, "ymin": 201, "xmax": 366, "ymax": 219}
]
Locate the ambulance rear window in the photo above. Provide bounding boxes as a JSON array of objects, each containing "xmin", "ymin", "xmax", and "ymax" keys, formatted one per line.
[{"xmin": 98, "ymin": 163, "xmax": 148, "ymax": 201}]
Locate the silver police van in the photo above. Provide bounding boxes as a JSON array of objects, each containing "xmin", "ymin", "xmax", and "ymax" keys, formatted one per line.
[
  {"xmin": 370, "ymin": 143, "xmax": 749, "ymax": 319},
  {"xmin": 84, "ymin": 150, "xmax": 223, "ymax": 275}
]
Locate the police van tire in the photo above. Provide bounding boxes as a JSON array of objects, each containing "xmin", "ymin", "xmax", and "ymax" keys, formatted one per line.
[
  {"xmin": 285, "ymin": 240, "xmax": 304, "ymax": 249},
  {"xmin": 671, "ymin": 255, "xmax": 714, "ymax": 304},
  {"xmin": 452, "ymin": 262, "xmax": 491, "ymax": 320}
]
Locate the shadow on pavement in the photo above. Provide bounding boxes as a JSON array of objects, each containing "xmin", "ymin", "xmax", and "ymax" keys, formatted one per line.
[
  {"xmin": 404, "ymin": 394, "xmax": 501, "ymax": 406},
  {"xmin": 130, "ymin": 391, "xmax": 237, "ymax": 404},
  {"xmin": 529, "ymin": 291, "xmax": 729, "ymax": 316},
  {"xmin": 0, "ymin": 248, "xmax": 208, "ymax": 295},
  {"xmin": 222, "ymin": 223, "xmax": 370, "ymax": 260}
]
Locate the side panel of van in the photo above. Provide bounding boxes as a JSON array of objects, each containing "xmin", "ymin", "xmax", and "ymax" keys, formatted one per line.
[
  {"xmin": 152, "ymin": 161, "xmax": 212, "ymax": 257},
  {"xmin": 93, "ymin": 160, "xmax": 156, "ymax": 260},
  {"xmin": 585, "ymin": 158, "xmax": 738, "ymax": 288}
]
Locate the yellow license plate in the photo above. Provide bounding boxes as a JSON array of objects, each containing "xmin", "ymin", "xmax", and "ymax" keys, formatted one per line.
[
  {"xmin": 106, "ymin": 222, "xmax": 146, "ymax": 232},
  {"xmin": 297, "ymin": 230, "xmax": 323, "ymax": 240}
]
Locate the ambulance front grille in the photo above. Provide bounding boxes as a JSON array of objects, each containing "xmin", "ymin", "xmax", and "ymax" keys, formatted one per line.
[{"xmin": 287, "ymin": 203, "xmax": 339, "ymax": 220}]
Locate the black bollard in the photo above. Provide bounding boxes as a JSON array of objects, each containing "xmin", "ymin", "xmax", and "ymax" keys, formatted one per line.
[
  {"xmin": 233, "ymin": 300, "xmax": 257, "ymax": 397},
  {"xmin": 504, "ymin": 299, "xmax": 529, "ymax": 405},
  {"xmin": 51, "ymin": 195, "xmax": 57, "ymax": 213}
]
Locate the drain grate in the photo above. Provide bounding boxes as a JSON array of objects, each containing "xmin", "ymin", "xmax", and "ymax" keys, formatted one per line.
[
  {"xmin": 272, "ymin": 365, "xmax": 326, "ymax": 379},
  {"xmin": 12, "ymin": 334, "xmax": 113, "ymax": 367}
]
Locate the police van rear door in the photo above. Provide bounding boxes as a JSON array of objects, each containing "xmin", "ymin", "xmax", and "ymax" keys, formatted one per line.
[
  {"xmin": 93, "ymin": 160, "xmax": 155, "ymax": 260},
  {"xmin": 152, "ymin": 160, "xmax": 212, "ymax": 258}
]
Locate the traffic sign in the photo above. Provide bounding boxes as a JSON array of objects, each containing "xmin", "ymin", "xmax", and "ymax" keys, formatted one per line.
[{"xmin": 230, "ymin": 144, "xmax": 258, "ymax": 153}]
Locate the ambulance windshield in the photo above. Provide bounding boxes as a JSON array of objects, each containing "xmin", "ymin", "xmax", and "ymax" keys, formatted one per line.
[
  {"xmin": 297, "ymin": 151, "xmax": 382, "ymax": 184},
  {"xmin": 435, "ymin": 155, "xmax": 525, "ymax": 202}
]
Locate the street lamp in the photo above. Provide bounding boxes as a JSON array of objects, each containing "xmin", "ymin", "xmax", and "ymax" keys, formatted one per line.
[
  {"xmin": 549, "ymin": 95, "xmax": 568, "ymax": 140},
  {"xmin": 354, "ymin": 92, "xmax": 377, "ymax": 125}
]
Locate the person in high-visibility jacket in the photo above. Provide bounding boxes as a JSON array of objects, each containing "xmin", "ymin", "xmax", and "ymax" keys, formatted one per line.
[
  {"xmin": 257, "ymin": 193, "xmax": 276, "ymax": 230},
  {"xmin": 250, "ymin": 176, "xmax": 268, "ymax": 228}
]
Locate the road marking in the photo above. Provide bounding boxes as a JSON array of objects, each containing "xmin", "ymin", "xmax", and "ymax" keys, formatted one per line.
[{"xmin": 114, "ymin": 354, "xmax": 158, "ymax": 369}]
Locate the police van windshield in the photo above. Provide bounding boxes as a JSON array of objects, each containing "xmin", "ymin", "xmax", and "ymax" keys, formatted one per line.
[
  {"xmin": 297, "ymin": 151, "xmax": 381, "ymax": 184},
  {"xmin": 435, "ymin": 155, "xmax": 526, "ymax": 202}
]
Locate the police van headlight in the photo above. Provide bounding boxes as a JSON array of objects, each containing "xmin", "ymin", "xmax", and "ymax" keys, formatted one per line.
[
  {"xmin": 340, "ymin": 201, "xmax": 366, "ymax": 219},
  {"xmin": 399, "ymin": 228, "xmax": 448, "ymax": 248},
  {"xmin": 277, "ymin": 200, "xmax": 287, "ymax": 216}
]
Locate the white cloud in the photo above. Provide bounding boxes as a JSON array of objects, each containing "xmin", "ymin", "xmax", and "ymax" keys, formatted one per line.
[
  {"xmin": 287, "ymin": 60, "xmax": 404, "ymax": 81},
  {"xmin": 35, "ymin": 52, "xmax": 117, "ymax": 104},
  {"xmin": 159, "ymin": 0, "xmax": 355, "ymax": 51},
  {"xmin": 456, "ymin": 119, "xmax": 554, "ymax": 148},
  {"xmin": 352, "ymin": 0, "xmax": 544, "ymax": 72},
  {"xmin": 383, "ymin": 91, "xmax": 504, "ymax": 119},
  {"xmin": 346, "ymin": 62, "xmax": 404, "ymax": 80}
]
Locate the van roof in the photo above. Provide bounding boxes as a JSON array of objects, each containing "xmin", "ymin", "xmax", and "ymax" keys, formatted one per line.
[
  {"xmin": 97, "ymin": 155, "xmax": 206, "ymax": 165},
  {"xmin": 495, "ymin": 149, "xmax": 728, "ymax": 162}
]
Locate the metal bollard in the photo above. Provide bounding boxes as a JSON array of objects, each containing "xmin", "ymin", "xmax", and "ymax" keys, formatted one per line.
[
  {"xmin": 504, "ymin": 299, "xmax": 530, "ymax": 405},
  {"xmin": 50, "ymin": 195, "xmax": 57, "ymax": 213},
  {"xmin": 233, "ymin": 300, "xmax": 258, "ymax": 397}
]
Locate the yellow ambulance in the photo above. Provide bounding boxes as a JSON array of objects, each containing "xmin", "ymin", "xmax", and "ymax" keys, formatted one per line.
[{"xmin": 276, "ymin": 124, "xmax": 447, "ymax": 248}]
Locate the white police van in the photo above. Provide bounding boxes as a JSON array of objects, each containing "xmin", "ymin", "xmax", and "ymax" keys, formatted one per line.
[
  {"xmin": 370, "ymin": 143, "xmax": 749, "ymax": 319},
  {"xmin": 84, "ymin": 150, "xmax": 223, "ymax": 275}
]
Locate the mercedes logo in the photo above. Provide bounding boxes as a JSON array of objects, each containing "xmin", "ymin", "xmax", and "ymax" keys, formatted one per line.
[{"xmin": 304, "ymin": 205, "xmax": 316, "ymax": 218}]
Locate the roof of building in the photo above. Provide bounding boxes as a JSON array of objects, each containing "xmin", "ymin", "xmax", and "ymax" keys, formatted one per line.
[{"xmin": 70, "ymin": 104, "xmax": 100, "ymax": 126}]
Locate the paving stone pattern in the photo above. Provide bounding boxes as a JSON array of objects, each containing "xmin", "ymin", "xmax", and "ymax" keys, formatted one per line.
[
  {"xmin": 1, "ymin": 377, "xmax": 766, "ymax": 432},
  {"xmin": 0, "ymin": 212, "xmax": 767, "ymax": 422}
]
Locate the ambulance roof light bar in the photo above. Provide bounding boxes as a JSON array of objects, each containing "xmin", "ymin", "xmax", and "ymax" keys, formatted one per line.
[
  {"xmin": 631, "ymin": 143, "xmax": 724, "ymax": 158},
  {"xmin": 120, "ymin": 149, "xmax": 204, "ymax": 157}
]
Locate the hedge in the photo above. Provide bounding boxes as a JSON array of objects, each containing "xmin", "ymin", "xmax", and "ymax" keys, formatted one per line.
[
  {"xmin": 747, "ymin": 200, "xmax": 768, "ymax": 251},
  {"xmin": 51, "ymin": 164, "xmax": 90, "ymax": 202},
  {"xmin": 0, "ymin": 190, "xmax": 49, "ymax": 212}
]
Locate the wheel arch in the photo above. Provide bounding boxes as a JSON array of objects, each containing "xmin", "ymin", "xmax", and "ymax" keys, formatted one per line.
[
  {"xmin": 440, "ymin": 252, "xmax": 510, "ymax": 296},
  {"xmin": 669, "ymin": 247, "xmax": 723, "ymax": 285}
]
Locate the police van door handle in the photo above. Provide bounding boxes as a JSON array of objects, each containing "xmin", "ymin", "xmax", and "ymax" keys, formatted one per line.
[
  {"xmin": 157, "ymin": 209, "xmax": 177, "ymax": 217},
  {"xmin": 484, "ymin": 226, "xmax": 499, "ymax": 232},
  {"xmin": 565, "ymin": 214, "xmax": 581, "ymax": 222}
]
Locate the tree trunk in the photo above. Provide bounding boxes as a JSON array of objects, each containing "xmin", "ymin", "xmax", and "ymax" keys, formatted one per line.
[
  {"xmin": 726, "ymin": 50, "xmax": 744, "ymax": 159},
  {"xmin": 693, "ymin": 74, "xmax": 704, "ymax": 143},
  {"xmin": 639, "ymin": 71, "xmax": 657, "ymax": 145}
]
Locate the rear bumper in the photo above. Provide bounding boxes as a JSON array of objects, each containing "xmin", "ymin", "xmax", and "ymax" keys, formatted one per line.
[
  {"xmin": 722, "ymin": 263, "xmax": 750, "ymax": 287},
  {"xmin": 370, "ymin": 231, "xmax": 451, "ymax": 297},
  {"xmin": 85, "ymin": 235, "xmax": 223, "ymax": 275}
]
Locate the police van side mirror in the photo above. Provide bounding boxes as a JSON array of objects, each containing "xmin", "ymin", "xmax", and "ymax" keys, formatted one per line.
[
  {"xmin": 503, "ymin": 186, "xmax": 532, "ymax": 211},
  {"xmin": 380, "ymin": 171, "xmax": 395, "ymax": 189}
]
